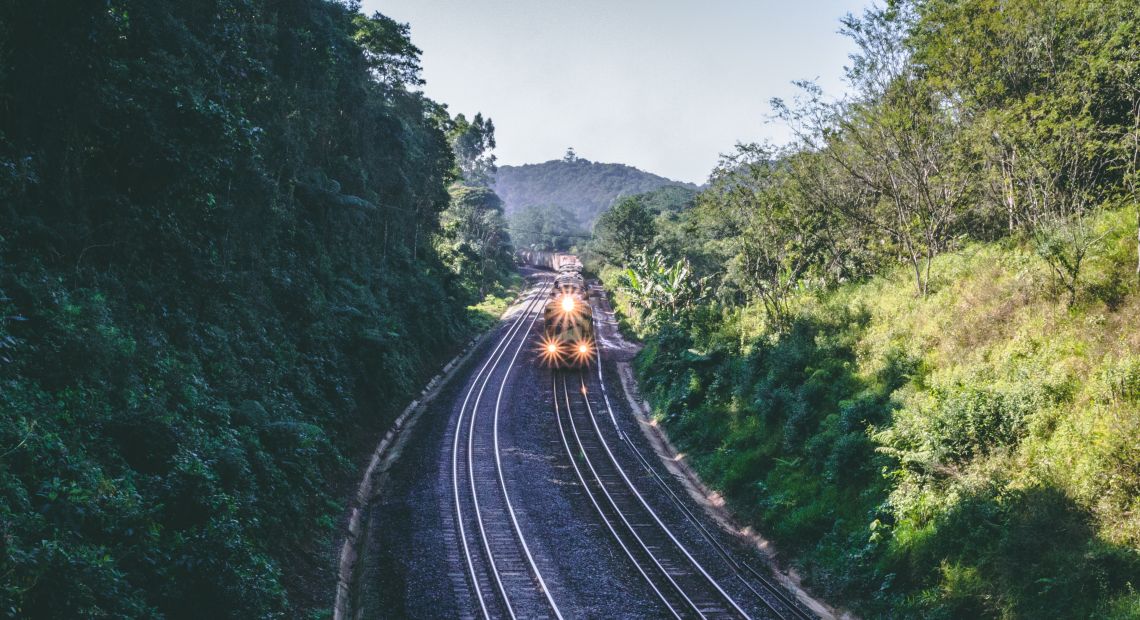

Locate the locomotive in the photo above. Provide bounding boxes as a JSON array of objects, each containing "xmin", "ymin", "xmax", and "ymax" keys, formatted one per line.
[{"xmin": 517, "ymin": 250, "xmax": 595, "ymax": 368}]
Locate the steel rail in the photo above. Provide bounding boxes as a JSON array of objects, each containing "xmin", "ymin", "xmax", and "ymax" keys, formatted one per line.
[
  {"xmin": 587, "ymin": 283, "xmax": 810, "ymax": 620},
  {"xmin": 619, "ymin": 426, "xmax": 812, "ymax": 620},
  {"xmin": 488, "ymin": 293, "xmax": 565, "ymax": 619},
  {"xmin": 466, "ymin": 289, "xmax": 549, "ymax": 619},
  {"xmin": 553, "ymin": 374, "xmax": 687, "ymax": 619},
  {"xmin": 451, "ymin": 281, "xmax": 551, "ymax": 619},
  {"xmin": 575, "ymin": 374, "xmax": 753, "ymax": 620}
]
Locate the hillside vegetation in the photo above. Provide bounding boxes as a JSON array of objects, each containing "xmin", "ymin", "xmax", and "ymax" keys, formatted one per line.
[
  {"xmin": 636, "ymin": 211, "xmax": 1140, "ymax": 617},
  {"xmin": 595, "ymin": 0, "xmax": 1140, "ymax": 617},
  {"xmin": 0, "ymin": 1, "xmax": 510, "ymax": 616},
  {"xmin": 493, "ymin": 151, "xmax": 696, "ymax": 225}
]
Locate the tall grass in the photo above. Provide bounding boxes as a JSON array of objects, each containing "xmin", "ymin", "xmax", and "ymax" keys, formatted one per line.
[{"xmin": 635, "ymin": 209, "xmax": 1140, "ymax": 617}]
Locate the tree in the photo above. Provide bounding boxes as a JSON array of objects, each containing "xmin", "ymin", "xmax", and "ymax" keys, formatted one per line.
[
  {"xmin": 620, "ymin": 252, "xmax": 703, "ymax": 325},
  {"xmin": 697, "ymin": 144, "xmax": 827, "ymax": 326},
  {"xmin": 909, "ymin": 0, "xmax": 1140, "ymax": 285},
  {"xmin": 1014, "ymin": 94, "xmax": 1114, "ymax": 307},
  {"xmin": 439, "ymin": 184, "xmax": 512, "ymax": 296},
  {"xmin": 1126, "ymin": 95, "xmax": 1140, "ymax": 282},
  {"xmin": 593, "ymin": 196, "xmax": 656, "ymax": 264},
  {"xmin": 449, "ymin": 112, "xmax": 497, "ymax": 186},
  {"xmin": 775, "ymin": 7, "xmax": 975, "ymax": 296},
  {"xmin": 508, "ymin": 204, "xmax": 585, "ymax": 252},
  {"xmin": 352, "ymin": 12, "xmax": 424, "ymax": 88}
]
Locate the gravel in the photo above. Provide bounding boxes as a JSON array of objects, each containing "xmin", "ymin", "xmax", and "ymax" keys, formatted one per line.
[{"xmin": 356, "ymin": 276, "xmax": 811, "ymax": 619}]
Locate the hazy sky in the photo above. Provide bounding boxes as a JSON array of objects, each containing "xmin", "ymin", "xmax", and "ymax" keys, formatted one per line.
[{"xmin": 363, "ymin": 0, "xmax": 871, "ymax": 184}]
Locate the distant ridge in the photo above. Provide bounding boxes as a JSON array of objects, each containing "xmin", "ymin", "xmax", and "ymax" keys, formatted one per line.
[{"xmin": 492, "ymin": 156, "xmax": 697, "ymax": 225}]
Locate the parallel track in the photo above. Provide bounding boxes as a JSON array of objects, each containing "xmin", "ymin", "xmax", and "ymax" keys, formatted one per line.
[
  {"xmin": 584, "ymin": 284, "xmax": 816, "ymax": 620},
  {"xmin": 553, "ymin": 373, "xmax": 687, "ymax": 619},
  {"xmin": 448, "ymin": 277, "xmax": 814, "ymax": 619},
  {"xmin": 554, "ymin": 370, "xmax": 751, "ymax": 619},
  {"xmin": 451, "ymin": 280, "xmax": 563, "ymax": 620}
]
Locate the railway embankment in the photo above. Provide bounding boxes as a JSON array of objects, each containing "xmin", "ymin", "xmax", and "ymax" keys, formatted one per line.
[
  {"xmin": 334, "ymin": 283, "xmax": 532, "ymax": 619},
  {"xmin": 590, "ymin": 283, "xmax": 845, "ymax": 620},
  {"xmin": 605, "ymin": 209, "xmax": 1140, "ymax": 617},
  {"xmin": 333, "ymin": 331, "xmax": 483, "ymax": 619}
]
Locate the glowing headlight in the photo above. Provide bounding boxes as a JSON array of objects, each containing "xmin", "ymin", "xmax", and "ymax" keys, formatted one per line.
[
  {"xmin": 577, "ymin": 343, "xmax": 588, "ymax": 354},
  {"xmin": 560, "ymin": 296, "xmax": 575, "ymax": 313},
  {"xmin": 546, "ymin": 343, "xmax": 558, "ymax": 353}
]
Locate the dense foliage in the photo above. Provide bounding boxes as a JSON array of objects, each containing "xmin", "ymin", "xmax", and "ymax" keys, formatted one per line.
[
  {"xmin": 492, "ymin": 151, "xmax": 696, "ymax": 225},
  {"xmin": 438, "ymin": 184, "xmax": 514, "ymax": 298},
  {"xmin": 0, "ymin": 1, "xmax": 507, "ymax": 616},
  {"xmin": 597, "ymin": 0, "xmax": 1140, "ymax": 616},
  {"xmin": 507, "ymin": 204, "xmax": 588, "ymax": 253},
  {"xmin": 439, "ymin": 107, "xmax": 515, "ymax": 300},
  {"xmin": 636, "ymin": 219, "xmax": 1140, "ymax": 617},
  {"xmin": 592, "ymin": 197, "xmax": 657, "ymax": 264},
  {"xmin": 448, "ymin": 113, "xmax": 498, "ymax": 188}
]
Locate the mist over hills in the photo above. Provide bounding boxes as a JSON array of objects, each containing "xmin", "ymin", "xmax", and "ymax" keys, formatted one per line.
[{"xmin": 492, "ymin": 154, "xmax": 698, "ymax": 225}]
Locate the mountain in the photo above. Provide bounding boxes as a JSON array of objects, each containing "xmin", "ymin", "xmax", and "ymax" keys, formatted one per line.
[{"xmin": 492, "ymin": 156, "xmax": 698, "ymax": 225}]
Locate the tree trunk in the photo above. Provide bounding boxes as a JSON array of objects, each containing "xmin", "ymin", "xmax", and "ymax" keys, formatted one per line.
[
  {"xmin": 910, "ymin": 255, "xmax": 925, "ymax": 296},
  {"xmin": 1132, "ymin": 105, "xmax": 1139, "ymax": 284},
  {"xmin": 1004, "ymin": 149, "xmax": 1017, "ymax": 233},
  {"xmin": 923, "ymin": 249, "xmax": 934, "ymax": 297}
]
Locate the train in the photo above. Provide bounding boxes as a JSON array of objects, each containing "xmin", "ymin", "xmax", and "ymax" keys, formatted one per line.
[
  {"xmin": 515, "ymin": 249, "xmax": 582, "ymax": 273},
  {"xmin": 516, "ymin": 250, "xmax": 595, "ymax": 369}
]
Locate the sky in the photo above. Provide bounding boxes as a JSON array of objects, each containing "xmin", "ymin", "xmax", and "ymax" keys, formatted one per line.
[{"xmin": 362, "ymin": 0, "xmax": 872, "ymax": 184}]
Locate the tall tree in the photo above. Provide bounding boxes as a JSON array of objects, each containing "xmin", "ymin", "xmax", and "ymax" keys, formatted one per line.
[
  {"xmin": 438, "ymin": 184, "xmax": 512, "ymax": 295},
  {"xmin": 449, "ymin": 112, "xmax": 497, "ymax": 186},
  {"xmin": 776, "ymin": 6, "xmax": 974, "ymax": 296},
  {"xmin": 696, "ymin": 144, "xmax": 826, "ymax": 325},
  {"xmin": 593, "ymin": 196, "xmax": 657, "ymax": 264}
]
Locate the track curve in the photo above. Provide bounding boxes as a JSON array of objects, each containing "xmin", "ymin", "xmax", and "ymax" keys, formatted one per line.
[
  {"xmin": 451, "ymin": 280, "xmax": 561, "ymax": 619},
  {"xmin": 360, "ymin": 274, "xmax": 820, "ymax": 619}
]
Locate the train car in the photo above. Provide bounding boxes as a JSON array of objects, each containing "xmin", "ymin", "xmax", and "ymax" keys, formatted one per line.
[
  {"xmin": 516, "ymin": 249, "xmax": 555, "ymax": 270},
  {"xmin": 539, "ymin": 291, "xmax": 595, "ymax": 369},
  {"xmin": 516, "ymin": 250, "xmax": 583, "ymax": 275},
  {"xmin": 554, "ymin": 254, "xmax": 582, "ymax": 272}
]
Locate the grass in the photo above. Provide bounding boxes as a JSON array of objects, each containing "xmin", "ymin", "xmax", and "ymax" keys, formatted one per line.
[
  {"xmin": 597, "ymin": 263, "xmax": 648, "ymax": 342},
  {"xmin": 633, "ymin": 208, "xmax": 1140, "ymax": 618},
  {"xmin": 466, "ymin": 273, "xmax": 525, "ymax": 332}
]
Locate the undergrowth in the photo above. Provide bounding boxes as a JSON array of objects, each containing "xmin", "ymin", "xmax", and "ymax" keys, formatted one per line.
[{"xmin": 634, "ymin": 209, "xmax": 1140, "ymax": 618}]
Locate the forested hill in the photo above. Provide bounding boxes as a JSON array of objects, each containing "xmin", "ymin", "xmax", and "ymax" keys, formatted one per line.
[
  {"xmin": 0, "ymin": 1, "xmax": 511, "ymax": 616},
  {"xmin": 492, "ymin": 154, "xmax": 697, "ymax": 224}
]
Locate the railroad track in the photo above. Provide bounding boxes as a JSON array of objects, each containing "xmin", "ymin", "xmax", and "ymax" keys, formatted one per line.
[
  {"xmin": 576, "ymin": 285, "xmax": 816, "ymax": 620},
  {"xmin": 553, "ymin": 370, "xmax": 750, "ymax": 619},
  {"xmin": 451, "ymin": 279, "xmax": 563, "ymax": 620},
  {"xmin": 446, "ymin": 277, "xmax": 814, "ymax": 619},
  {"xmin": 607, "ymin": 383, "xmax": 814, "ymax": 620}
]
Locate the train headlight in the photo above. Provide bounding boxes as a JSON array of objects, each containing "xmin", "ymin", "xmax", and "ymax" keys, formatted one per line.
[
  {"xmin": 560, "ymin": 296, "xmax": 575, "ymax": 313},
  {"xmin": 538, "ymin": 337, "xmax": 564, "ymax": 365},
  {"xmin": 577, "ymin": 343, "xmax": 588, "ymax": 354}
]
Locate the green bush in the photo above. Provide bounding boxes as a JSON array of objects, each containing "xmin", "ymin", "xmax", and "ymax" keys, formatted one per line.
[{"xmin": 633, "ymin": 211, "xmax": 1140, "ymax": 618}]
